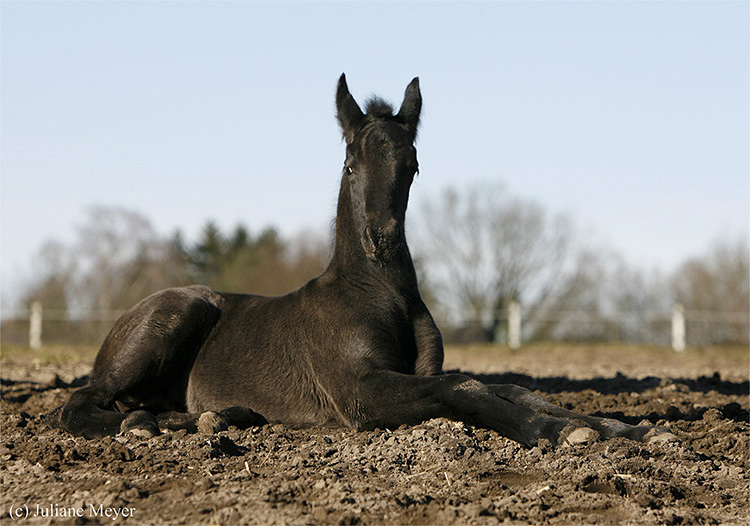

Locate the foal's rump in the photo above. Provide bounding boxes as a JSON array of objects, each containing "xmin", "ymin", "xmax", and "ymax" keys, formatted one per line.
[
  {"xmin": 57, "ymin": 285, "xmax": 223, "ymax": 437},
  {"xmin": 93, "ymin": 285, "xmax": 222, "ymax": 406}
]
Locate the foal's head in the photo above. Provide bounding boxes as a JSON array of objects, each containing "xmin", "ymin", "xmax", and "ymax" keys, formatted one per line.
[{"xmin": 335, "ymin": 74, "xmax": 422, "ymax": 266}]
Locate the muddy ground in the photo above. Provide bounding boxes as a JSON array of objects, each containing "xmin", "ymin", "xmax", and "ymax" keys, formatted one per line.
[{"xmin": 1, "ymin": 344, "xmax": 748, "ymax": 525}]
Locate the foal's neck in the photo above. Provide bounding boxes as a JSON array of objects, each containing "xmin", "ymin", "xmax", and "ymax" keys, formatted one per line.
[{"xmin": 325, "ymin": 179, "xmax": 419, "ymax": 295}]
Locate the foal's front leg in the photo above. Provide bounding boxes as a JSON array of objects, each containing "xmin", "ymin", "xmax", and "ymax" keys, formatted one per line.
[
  {"xmin": 486, "ymin": 384, "xmax": 678, "ymax": 444},
  {"xmin": 410, "ymin": 301, "xmax": 445, "ymax": 376},
  {"xmin": 357, "ymin": 371, "xmax": 599, "ymax": 448}
]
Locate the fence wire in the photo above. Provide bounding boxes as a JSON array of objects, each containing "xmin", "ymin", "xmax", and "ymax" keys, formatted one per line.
[{"xmin": 2, "ymin": 306, "xmax": 747, "ymax": 348}]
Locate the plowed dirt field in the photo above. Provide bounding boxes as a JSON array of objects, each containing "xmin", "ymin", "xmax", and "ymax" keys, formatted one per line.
[{"xmin": 1, "ymin": 344, "xmax": 747, "ymax": 525}]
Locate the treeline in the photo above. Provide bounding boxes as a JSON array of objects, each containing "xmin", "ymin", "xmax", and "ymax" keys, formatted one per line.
[
  {"xmin": 6, "ymin": 207, "xmax": 329, "ymax": 344},
  {"xmin": 21, "ymin": 207, "xmax": 330, "ymax": 313},
  {"xmin": 6, "ymin": 185, "xmax": 749, "ymax": 347},
  {"xmin": 414, "ymin": 184, "xmax": 748, "ymax": 346},
  {"xmin": 173, "ymin": 222, "xmax": 329, "ymax": 297}
]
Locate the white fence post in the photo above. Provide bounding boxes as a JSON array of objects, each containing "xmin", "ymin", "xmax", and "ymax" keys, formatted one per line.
[
  {"xmin": 29, "ymin": 301, "xmax": 43, "ymax": 349},
  {"xmin": 672, "ymin": 303, "xmax": 686, "ymax": 352},
  {"xmin": 508, "ymin": 300, "xmax": 522, "ymax": 350}
]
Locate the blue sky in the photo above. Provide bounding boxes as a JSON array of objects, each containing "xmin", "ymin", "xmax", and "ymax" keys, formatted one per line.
[{"xmin": 2, "ymin": 1, "xmax": 748, "ymax": 308}]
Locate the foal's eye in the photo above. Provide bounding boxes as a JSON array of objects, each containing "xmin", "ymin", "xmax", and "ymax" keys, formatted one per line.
[{"xmin": 345, "ymin": 166, "xmax": 354, "ymax": 176}]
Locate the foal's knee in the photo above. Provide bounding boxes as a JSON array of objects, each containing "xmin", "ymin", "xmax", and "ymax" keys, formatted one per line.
[{"xmin": 488, "ymin": 384, "xmax": 533, "ymax": 401}]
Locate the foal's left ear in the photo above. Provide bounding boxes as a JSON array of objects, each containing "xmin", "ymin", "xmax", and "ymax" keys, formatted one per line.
[{"xmin": 396, "ymin": 77, "xmax": 421, "ymax": 135}]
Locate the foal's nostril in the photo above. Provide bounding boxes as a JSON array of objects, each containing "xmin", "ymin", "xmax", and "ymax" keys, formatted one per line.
[
  {"xmin": 365, "ymin": 224, "xmax": 399, "ymax": 247},
  {"xmin": 362, "ymin": 221, "xmax": 402, "ymax": 263}
]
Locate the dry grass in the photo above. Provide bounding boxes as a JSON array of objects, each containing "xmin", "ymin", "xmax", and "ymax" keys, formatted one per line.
[
  {"xmin": 1, "ymin": 341, "xmax": 746, "ymax": 382},
  {"xmin": 443, "ymin": 342, "xmax": 749, "ymax": 381},
  {"xmin": 0, "ymin": 343, "xmax": 100, "ymax": 365}
]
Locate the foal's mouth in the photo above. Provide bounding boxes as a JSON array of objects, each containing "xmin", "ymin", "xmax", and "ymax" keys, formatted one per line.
[{"xmin": 362, "ymin": 224, "xmax": 402, "ymax": 265}]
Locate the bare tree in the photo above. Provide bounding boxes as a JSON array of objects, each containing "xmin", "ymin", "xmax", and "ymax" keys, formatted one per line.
[
  {"xmin": 414, "ymin": 183, "xmax": 580, "ymax": 342},
  {"xmin": 7, "ymin": 209, "xmax": 178, "ymax": 344},
  {"xmin": 73, "ymin": 207, "xmax": 174, "ymax": 312},
  {"xmin": 673, "ymin": 234, "xmax": 749, "ymax": 345},
  {"xmin": 527, "ymin": 248, "xmax": 609, "ymax": 342},
  {"xmin": 22, "ymin": 240, "xmax": 77, "ymax": 313},
  {"xmin": 2, "ymin": 241, "xmax": 79, "ymax": 344}
]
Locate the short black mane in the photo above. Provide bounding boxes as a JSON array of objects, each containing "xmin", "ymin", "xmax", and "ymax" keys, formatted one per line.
[{"xmin": 364, "ymin": 97, "xmax": 395, "ymax": 118}]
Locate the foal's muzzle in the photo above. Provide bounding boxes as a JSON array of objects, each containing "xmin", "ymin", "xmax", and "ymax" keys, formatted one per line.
[{"xmin": 362, "ymin": 219, "xmax": 401, "ymax": 265}]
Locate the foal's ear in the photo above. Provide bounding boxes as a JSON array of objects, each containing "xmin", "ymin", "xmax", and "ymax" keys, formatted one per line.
[
  {"xmin": 336, "ymin": 73, "xmax": 365, "ymax": 143},
  {"xmin": 396, "ymin": 77, "xmax": 421, "ymax": 135}
]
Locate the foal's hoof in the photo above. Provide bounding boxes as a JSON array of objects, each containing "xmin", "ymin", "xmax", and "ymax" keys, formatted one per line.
[
  {"xmin": 120, "ymin": 411, "xmax": 160, "ymax": 439},
  {"xmin": 644, "ymin": 427, "xmax": 679, "ymax": 444},
  {"xmin": 198, "ymin": 411, "xmax": 228, "ymax": 434},
  {"xmin": 42, "ymin": 406, "xmax": 62, "ymax": 428},
  {"xmin": 218, "ymin": 406, "xmax": 268, "ymax": 429},
  {"xmin": 562, "ymin": 426, "xmax": 600, "ymax": 446}
]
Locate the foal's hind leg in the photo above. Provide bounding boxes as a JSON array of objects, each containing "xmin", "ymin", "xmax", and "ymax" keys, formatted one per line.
[
  {"xmin": 56, "ymin": 384, "xmax": 136, "ymax": 438},
  {"xmin": 58, "ymin": 286, "xmax": 221, "ymax": 439},
  {"xmin": 487, "ymin": 384, "xmax": 678, "ymax": 443}
]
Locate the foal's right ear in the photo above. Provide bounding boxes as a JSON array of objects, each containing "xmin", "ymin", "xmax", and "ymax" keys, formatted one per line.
[{"xmin": 336, "ymin": 73, "xmax": 365, "ymax": 143}]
